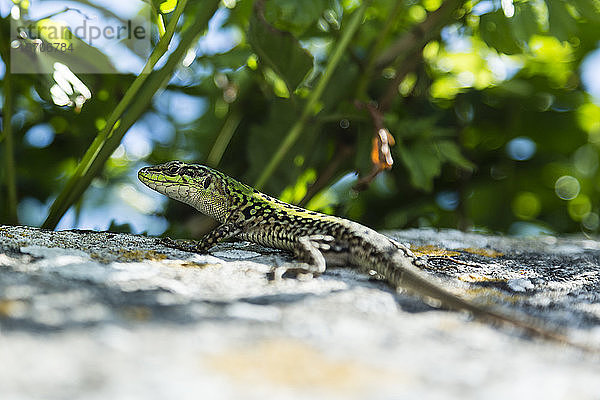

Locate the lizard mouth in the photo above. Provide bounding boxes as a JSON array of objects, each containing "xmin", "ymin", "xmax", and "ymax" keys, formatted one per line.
[
  {"xmin": 138, "ymin": 168, "xmax": 155, "ymax": 183},
  {"xmin": 137, "ymin": 168, "xmax": 169, "ymax": 190},
  {"xmin": 138, "ymin": 167, "xmax": 190, "ymax": 199}
]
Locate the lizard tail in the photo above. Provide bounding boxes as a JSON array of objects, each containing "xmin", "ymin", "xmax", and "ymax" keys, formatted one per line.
[{"xmin": 386, "ymin": 256, "xmax": 597, "ymax": 353}]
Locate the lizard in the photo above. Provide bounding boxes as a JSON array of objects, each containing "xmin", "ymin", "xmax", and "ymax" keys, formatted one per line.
[{"xmin": 137, "ymin": 160, "xmax": 585, "ymax": 347}]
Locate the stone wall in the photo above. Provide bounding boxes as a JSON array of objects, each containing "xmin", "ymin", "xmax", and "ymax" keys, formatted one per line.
[{"xmin": 1, "ymin": 225, "xmax": 599, "ymax": 399}]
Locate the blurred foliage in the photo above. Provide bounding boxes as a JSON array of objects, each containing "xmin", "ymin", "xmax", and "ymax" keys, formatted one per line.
[{"xmin": 2, "ymin": 0, "xmax": 600, "ymax": 238}]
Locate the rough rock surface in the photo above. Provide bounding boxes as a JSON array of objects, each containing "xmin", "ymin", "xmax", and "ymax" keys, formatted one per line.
[{"xmin": 1, "ymin": 225, "xmax": 599, "ymax": 399}]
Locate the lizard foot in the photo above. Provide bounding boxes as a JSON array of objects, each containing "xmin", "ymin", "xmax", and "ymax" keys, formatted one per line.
[{"xmin": 267, "ymin": 263, "xmax": 317, "ymax": 281}]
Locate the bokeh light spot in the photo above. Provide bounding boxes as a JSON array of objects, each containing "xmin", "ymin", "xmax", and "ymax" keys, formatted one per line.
[
  {"xmin": 511, "ymin": 192, "xmax": 541, "ymax": 220},
  {"xmin": 573, "ymin": 145, "xmax": 598, "ymax": 176},
  {"xmin": 436, "ymin": 191, "xmax": 460, "ymax": 211},
  {"xmin": 568, "ymin": 195, "xmax": 592, "ymax": 222},
  {"xmin": 583, "ymin": 212, "xmax": 600, "ymax": 230},
  {"xmin": 555, "ymin": 175, "xmax": 580, "ymax": 200},
  {"xmin": 24, "ymin": 124, "xmax": 55, "ymax": 148},
  {"xmin": 506, "ymin": 137, "xmax": 536, "ymax": 161}
]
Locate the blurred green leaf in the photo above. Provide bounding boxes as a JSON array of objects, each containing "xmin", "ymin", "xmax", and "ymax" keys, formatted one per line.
[
  {"xmin": 263, "ymin": 0, "xmax": 328, "ymax": 35},
  {"xmin": 248, "ymin": 4, "xmax": 314, "ymax": 92},
  {"xmin": 397, "ymin": 142, "xmax": 442, "ymax": 192},
  {"xmin": 511, "ymin": 2, "xmax": 540, "ymax": 44},
  {"xmin": 198, "ymin": 47, "xmax": 252, "ymax": 71},
  {"xmin": 570, "ymin": 0, "xmax": 600, "ymax": 22},
  {"xmin": 479, "ymin": 10, "xmax": 521, "ymax": 54},
  {"xmin": 246, "ymin": 99, "xmax": 301, "ymax": 186},
  {"xmin": 546, "ymin": 0, "xmax": 578, "ymax": 41},
  {"xmin": 159, "ymin": 0, "xmax": 178, "ymax": 14},
  {"xmin": 436, "ymin": 140, "xmax": 475, "ymax": 171}
]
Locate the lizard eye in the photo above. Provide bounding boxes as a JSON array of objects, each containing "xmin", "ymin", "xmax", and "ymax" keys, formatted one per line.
[
  {"xmin": 202, "ymin": 176, "xmax": 212, "ymax": 189},
  {"xmin": 167, "ymin": 164, "xmax": 180, "ymax": 175}
]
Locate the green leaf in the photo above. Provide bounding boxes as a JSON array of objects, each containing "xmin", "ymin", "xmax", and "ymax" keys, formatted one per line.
[
  {"xmin": 570, "ymin": 0, "xmax": 600, "ymax": 22},
  {"xmin": 479, "ymin": 10, "xmax": 521, "ymax": 55},
  {"xmin": 318, "ymin": 62, "xmax": 359, "ymax": 112},
  {"xmin": 159, "ymin": 0, "xmax": 178, "ymax": 14},
  {"xmin": 436, "ymin": 140, "xmax": 475, "ymax": 170},
  {"xmin": 394, "ymin": 116, "xmax": 443, "ymax": 140},
  {"xmin": 246, "ymin": 99, "xmax": 300, "ymax": 186},
  {"xmin": 263, "ymin": 0, "xmax": 328, "ymax": 36},
  {"xmin": 546, "ymin": 0, "xmax": 578, "ymax": 41},
  {"xmin": 248, "ymin": 6, "xmax": 314, "ymax": 92},
  {"xmin": 397, "ymin": 142, "xmax": 442, "ymax": 192},
  {"xmin": 197, "ymin": 46, "xmax": 252, "ymax": 71},
  {"xmin": 511, "ymin": 2, "xmax": 540, "ymax": 44}
]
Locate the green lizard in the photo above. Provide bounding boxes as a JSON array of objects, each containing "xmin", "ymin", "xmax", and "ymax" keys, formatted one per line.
[{"xmin": 138, "ymin": 160, "xmax": 578, "ymax": 345}]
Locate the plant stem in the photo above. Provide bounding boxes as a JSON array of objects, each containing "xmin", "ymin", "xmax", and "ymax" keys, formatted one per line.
[
  {"xmin": 206, "ymin": 109, "xmax": 242, "ymax": 167},
  {"xmin": 254, "ymin": 2, "xmax": 368, "ymax": 190},
  {"xmin": 3, "ymin": 58, "xmax": 18, "ymax": 224},
  {"xmin": 42, "ymin": 0, "xmax": 220, "ymax": 229}
]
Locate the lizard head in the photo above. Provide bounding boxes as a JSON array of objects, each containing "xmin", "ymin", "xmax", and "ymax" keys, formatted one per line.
[{"xmin": 138, "ymin": 161, "xmax": 233, "ymax": 223}]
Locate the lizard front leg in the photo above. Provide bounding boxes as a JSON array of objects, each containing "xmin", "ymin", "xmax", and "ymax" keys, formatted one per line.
[{"xmin": 158, "ymin": 223, "xmax": 242, "ymax": 253}]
